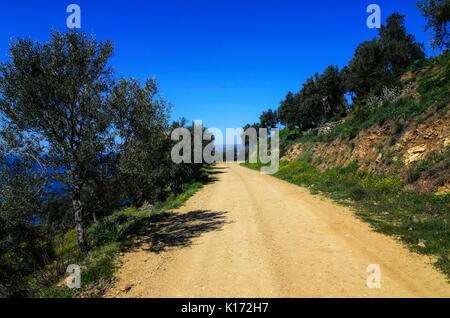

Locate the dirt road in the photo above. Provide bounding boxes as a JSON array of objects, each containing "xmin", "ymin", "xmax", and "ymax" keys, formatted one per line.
[{"xmin": 106, "ymin": 163, "xmax": 450, "ymax": 298}]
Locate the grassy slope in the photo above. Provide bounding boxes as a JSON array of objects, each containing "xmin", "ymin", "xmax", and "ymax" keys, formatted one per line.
[{"xmin": 242, "ymin": 53, "xmax": 450, "ymax": 280}]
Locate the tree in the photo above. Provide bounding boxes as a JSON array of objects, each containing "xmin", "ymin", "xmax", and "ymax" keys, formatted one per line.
[
  {"xmin": 241, "ymin": 122, "xmax": 262, "ymax": 147},
  {"xmin": 379, "ymin": 13, "xmax": 425, "ymax": 76},
  {"xmin": 278, "ymin": 89, "xmax": 316, "ymax": 130},
  {"xmin": 109, "ymin": 77, "xmax": 173, "ymax": 205},
  {"xmin": 317, "ymin": 65, "xmax": 347, "ymax": 119},
  {"xmin": 296, "ymin": 74, "xmax": 323, "ymax": 129},
  {"xmin": 277, "ymin": 66, "xmax": 347, "ymax": 130},
  {"xmin": 278, "ymin": 91, "xmax": 297, "ymax": 129},
  {"xmin": 0, "ymin": 30, "xmax": 114, "ymax": 255},
  {"xmin": 417, "ymin": 0, "xmax": 450, "ymax": 50},
  {"xmin": 259, "ymin": 109, "xmax": 278, "ymax": 129},
  {"xmin": 344, "ymin": 13, "xmax": 425, "ymax": 98},
  {"xmin": 166, "ymin": 119, "xmax": 209, "ymax": 193},
  {"xmin": 343, "ymin": 39, "xmax": 388, "ymax": 99},
  {"xmin": 0, "ymin": 132, "xmax": 54, "ymax": 294}
]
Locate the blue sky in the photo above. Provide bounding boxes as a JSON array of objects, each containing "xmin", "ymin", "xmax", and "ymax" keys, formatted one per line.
[{"xmin": 0, "ymin": 0, "xmax": 435, "ymax": 145}]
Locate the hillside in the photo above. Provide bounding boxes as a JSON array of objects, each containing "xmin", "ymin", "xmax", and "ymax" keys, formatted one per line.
[
  {"xmin": 284, "ymin": 53, "xmax": 450, "ymax": 195},
  {"xmin": 243, "ymin": 52, "xmax": 450, "ymax": 278}
]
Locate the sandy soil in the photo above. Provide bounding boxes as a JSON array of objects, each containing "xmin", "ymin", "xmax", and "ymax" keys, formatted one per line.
[{"xmin": 105, "ymin": 163, "xmax": 450, "ymax": 298}]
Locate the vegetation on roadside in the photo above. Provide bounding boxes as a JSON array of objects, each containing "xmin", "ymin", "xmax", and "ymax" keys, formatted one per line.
[
  {"xmin": 241, "ymin": 11, "xmax": 450, "ymax": 279},
  {"xmin": 275, "ymin": 51, "xmax": 450, "ymax": 149},
  {"xmin": 0, "ymin": 30, "xmax": 212, "ymax": 296},
  {"xmin": 242, "ymin": 155, "xmax": 450, "ymax": 279},
  {"xmin": 1, "ymin": 0, "xmax": 449, "ymax": 297},
  {"xmin": 33, "ymin": 179, "xmax": 207, "ymax": 298}
]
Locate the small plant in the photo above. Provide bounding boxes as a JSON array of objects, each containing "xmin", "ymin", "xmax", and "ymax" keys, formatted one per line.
[
  {"xmin": 91, "ymin": 222, "xmax": 119, "ymax": 246},
  {"xmin": 406, "ymin": 159, "xmax": 431, "ymax": 183},
  {"xmin": 393, "ymin": 121, "xmax": 404, "ymax": 135},
  {"xmin": 349, "ymin": 141, "xmax": 355, "ymax": 151},
  {"xmin": 349, "ymin": 187, "xmax": 367, "ymax": 201}
]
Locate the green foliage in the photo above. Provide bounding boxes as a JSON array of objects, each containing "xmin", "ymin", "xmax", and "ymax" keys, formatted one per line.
[
  {"xmin": 365, "ymin": 97, "xmax": 427, "ymax": 128},
  {"xmin": 242, "ymin": 153, "xmax": 450, "ymax": 278},
  {"xmin": 416, "ymin": 0, "xmax": 450, "ymax": 50},
  {"xmin": 341, "ymin": 52, "xmax": 448, "ymax": 139},
  {"xmin": 0, "ymin": 29, "xmax": 210, "ymax": 296},
  {"xmin": 405, "ymin": 149, "xmax": 450, "ymax": 184},
  {"xmin": 0, "ymin": 149, "xmax": 55, "ymax": 295},
  {"xmin": 35, "ymin": 179, "xmax": 206, "ymax": 297},
  {"xmin": 36, "ymin": 285, "xmax": 78, "ymax": 298},
  {"xmin": 0, "ymin": 29, "xmax": 117, "ymax": 255},
  {"xmin": 380, "ymin": 13, "xmax": 426, "ymax": 76},
  {"xmin": 342, "ymin": 39, "xmax": 387, "ymax": 98},
  {"xmin": 91, "ymin": 222, "xmax": 119, "ymax": 247},
  {"xmin": 278, "ymin": 91, "xmax": 298, "ymax": 129},
  {"xmin": 393, "ymin": 121, "xmax": 405, "ymax": 135},
  {"xmin": 166, "ymin": 120, "xmax": 212, "ymax": 193},
  {"xmin": 109, "ymin": 77, "xmax": 173, "ymax": 206},
  {"xmin": 406, "ymin": 159, "xmax": 431, "ymax": 183},
  {"xmin": 278, "ymin": 65, "xmax": 347, "ymax": 130},
  {"xmin": 259, "ymin": 108, "xmax": 279, "ymax": 129},
  {"xmin": 343, "ymin": 13, "xmax": 425, "ymax": 99},
  {"xmin": 36, "ymin": 242, "xmax": 120, "ymax": 298},
  {"xmin": 417, "ymin": 57, "xmax": 450, "ymax": 110},
  {"xmin": 81, "ymin": 253, "xmax": 117, "ymax": 286}
]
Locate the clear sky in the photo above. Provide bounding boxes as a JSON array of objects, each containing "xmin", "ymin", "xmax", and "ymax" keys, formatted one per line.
[{"xmin": 0, "ymin": 0, "xmax": 436, "ymax": 145}]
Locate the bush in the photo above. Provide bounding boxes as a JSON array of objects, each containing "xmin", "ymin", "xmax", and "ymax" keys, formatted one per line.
[
  {"xmin": 81, "ymin": 255, "xmax": 116, "ymax": 286},
  {"xmin": 406, "ymin": 160, "xmax": 431, "ymax": 183},
  {"xmin": 91, "ymin": 222, "xmax": 119, "ymax": 246},
  {"xmin": 349, "ymin": 187, "xmax": 368, "ymax": 201}
]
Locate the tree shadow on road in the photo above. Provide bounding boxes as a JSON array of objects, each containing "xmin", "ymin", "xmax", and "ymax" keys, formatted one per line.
[
  {"xmin": 205, "ymin": 166, "xmax": 228, "ymax": 184},
  {"xmin": 126, "ymin": 210, "xmax": 230, "ymax": 254}
]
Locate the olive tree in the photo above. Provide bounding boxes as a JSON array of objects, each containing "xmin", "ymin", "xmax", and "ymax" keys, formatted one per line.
[
  {"xmin": 0, "ymin": 30, "xmax": 114, "ymax": 255},
  {"xmin": 0, "ymin": 130, "xmax": 53, "ymax": 293},
  {"xmin": 108, "ymin": 77, "xmax": 173, "ymax": 205},
  {"xmin": 259, "ymin": 109, "xmax": 279, "ymax": 130},
  {"xmin": 417, "ymin": 0, "xmax": 450, "ymax": 50},
  {"xmin": 343, "ymin": 13, "xmax": 424, "ymax": 98}
]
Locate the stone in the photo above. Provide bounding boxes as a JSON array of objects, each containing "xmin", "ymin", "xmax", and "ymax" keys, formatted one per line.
[
  {"xmin": 405, "ymin": 145, "xmax": 426, "ymax": 164},
  {"xmin": 408, "ymin": 145, "xmax": 426, "ymax": 154},
  {"xmin": 407, "ymin": 153, "xmax": 421, "ymax": 163},
  {"xmin": 121, "ymin": 284, "xmax": 132, "ymax": 292},
  {"xmin": 376, "ymin": 153, "xmax": 382, "ymax": 164},
  {"xmin": 417, "ymin": 239, "xmax": 426, "ymax": 248},
  {"xmin": 444, "ymin": 137, "xmax": 450, "ymax": 148}
]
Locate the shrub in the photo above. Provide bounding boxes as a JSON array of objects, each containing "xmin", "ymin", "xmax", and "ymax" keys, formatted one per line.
[
  {"xmin": 81, "ymin": 255, "xmax": 116, "ymax": 286},
  {"xmin": 91, "ymin": 222, "xmax": 119, "ymax": 246},
  {"xmin": 406, "ymin": 160, "xmax": 431, "ymax": 183},
  {"xmin": 349, "ymin": 187, "xmax": 368, "ymax": 201}
]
